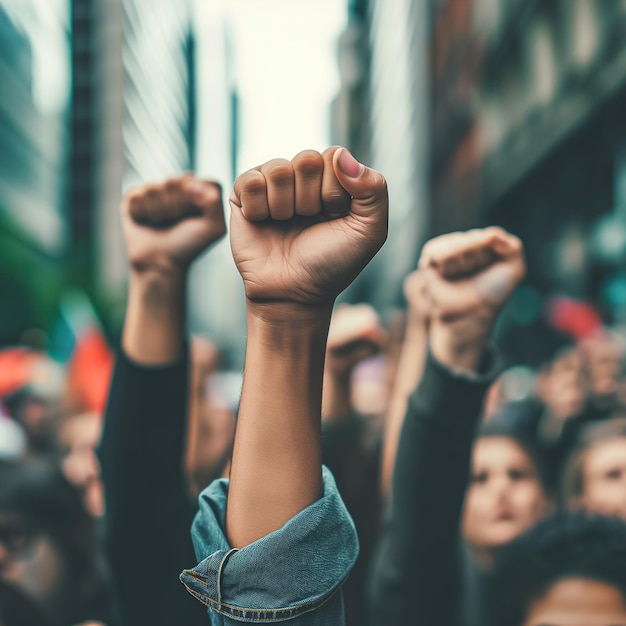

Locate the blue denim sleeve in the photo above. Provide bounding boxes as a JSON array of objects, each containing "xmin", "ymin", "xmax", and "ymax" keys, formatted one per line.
[{"xmin": 180, "ymin": 466, "xmax": 359, "ymax": 625}]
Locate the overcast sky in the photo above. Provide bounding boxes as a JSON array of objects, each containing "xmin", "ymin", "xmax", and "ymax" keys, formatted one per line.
[{"xmin": 230, "ymin": 0, "xmax": 348, "ymax": 171}]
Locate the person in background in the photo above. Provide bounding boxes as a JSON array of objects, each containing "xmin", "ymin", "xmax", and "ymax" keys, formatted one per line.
[
  {"xmin": 180, "ymin": 146, "xmax": 388, "ymax": 624},
  {"xmin": 512, "ymin": 334, "xmax": 626, "ymax": 491},
  {"xmin": 580, "ymin": 330, "xmax": 625, "ymax": 417},
  {"xmin": 367, "ymin": 227, "xmax": 534, "ymax": 626},
  {"xmin": 561, "ymin": 415, "xmax": 626, "ymax": 520},
  {"xmin": 485, "ymin": 343, "xmax": 590, "ymax": 492},
  {"xmin": 0, "ymin": 460, "xmax": 114, "ymax": 626},
  {"xmin": 98, "ymin": 173, "xmax": 226, "ymax": 626},
  {"xmin": 484, "ymin": 513, "xmax": 626, "ymax": 626},
  {"xmin": 462, "ymin": 418, "xmax": 552, "ymax": 567},
  {"xmin": 3, "ymin": 389, "xmax": 58, "ymax": 458}
]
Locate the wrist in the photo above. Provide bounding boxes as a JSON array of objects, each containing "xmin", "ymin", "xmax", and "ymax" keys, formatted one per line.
[
  {"xmin": 128, "ymin": 267, "xmax": 187, "ymax": 311},
  {"xmin": 130, "ymin": 263, "xmax": 188, "ymax": 289},
  {"xmin": 406, "ymin": 304, "xmax": 427, "ymax": 327},
  {"xmin": 429, "ymin": 318, "xmax": 493, "ymax": 373},
  {"xmin": 246, "ymin": 300, "xmax": 334, "ymax": 333},
  {"xmin": 246, "ymin": 301, "xmax": 333, "ymax": 373},
  {"xmin": 123, "ymin": 268, "xmax": 187, "ymax": 364}
]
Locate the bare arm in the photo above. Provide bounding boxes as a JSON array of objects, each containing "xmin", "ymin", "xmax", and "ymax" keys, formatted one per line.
[
  {"xmin": 121, "ymin": 176, "xmax": 225, "ymax": 365},
  {"xmin": 380, "ymin": 271, "xmax": 429, "ymax": 501},
  {"xmin": 101, "ymin": 175, "xmax": 225, "ymax": 625},
  {"xmin": 226, "ymin": 147, "xmax": 388, "ymax": 547}
]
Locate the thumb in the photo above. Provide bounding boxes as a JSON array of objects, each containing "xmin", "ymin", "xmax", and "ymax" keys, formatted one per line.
[{"xmin": 332, "ymin": 148, "xmax": 388, "ymax": 222}]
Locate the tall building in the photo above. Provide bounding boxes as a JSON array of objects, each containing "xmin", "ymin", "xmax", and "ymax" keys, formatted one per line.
[
  {"xmin": 332, "ymin": 0, "xmax": 430, "ymax": 311},
  {"xmin": 97, "ymin": 0, "xmax": 239, "ymax": 343},
  {"xmin": 336, "ymin": 0, "xmax": 626, "ymax": 361},
  {"xmin": 0, "ymin": 0, "xmax": 71, "ymax": 344},
  {"xmin": 0, "ymin": 0, "xmax": 238, "ymax": 346},
  {"xmin": 431, "ymin": 0, "xmax": 626, "ymax": 330}
]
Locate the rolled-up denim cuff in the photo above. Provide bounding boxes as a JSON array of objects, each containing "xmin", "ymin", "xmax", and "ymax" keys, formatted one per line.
[{"xmin": 180, "ymin": 466, "xmax": 358, "ymax": 623}]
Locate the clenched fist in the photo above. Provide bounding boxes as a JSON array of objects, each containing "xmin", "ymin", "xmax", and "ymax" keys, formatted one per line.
[
  {"xmin": 418, "ymin": 227, "xmax": 526, "ymax": 370},
  {"xmin": 229, "ymin": 147, "xmax": 388, "ymax": 306},
  {"xmin": 326, "ymin": 304, "xmax": 387, "ymax": 377},
  {"xmin": 121, "ymin": 174, "xmax": 226, "ymax": 275}
]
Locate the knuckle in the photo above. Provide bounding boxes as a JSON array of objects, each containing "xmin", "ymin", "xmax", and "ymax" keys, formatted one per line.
[
  {"xmin": 203, "ymin": 183, "xmax": 223, "ymax": 205},
  {"xmin": 164, "ymin": 178, "xmax": 183, "ymax": 193},
  {"xmin": 124, "ymin": 190, "xmax": 143, "ymax": 212},
  {"xmin": 266, "ymin": 161, "xmax": 294, "ymax": 186},
  {"xmin": 485, "ymin": 225, "xmax": 506, "ymax": 237},
  {"xmin": 322, "ymin": 145, "xmax": 342, "ymax": 160},
  {"xmin": 293, "ymin": 151, "xmax": 324, "ymax": 177},
  {"xmin": 145, "ymin": 187, "xmax": 162, "ymax": 206},
  {"xmin": 242, "ymin": 176, "xmax": 267, "ymax": 197},
  {"xmin": 206, "ymin": 180, "xmax": 223, "ymax": 196}
]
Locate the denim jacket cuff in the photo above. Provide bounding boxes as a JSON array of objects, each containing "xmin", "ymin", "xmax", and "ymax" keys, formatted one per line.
[{"xmin": 180, "ymin": 466, "xmax": 358, "ymax": 623}]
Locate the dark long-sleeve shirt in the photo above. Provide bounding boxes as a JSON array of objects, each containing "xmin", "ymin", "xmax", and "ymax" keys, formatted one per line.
[
  {"xmin": 366, "ymin": 351, "xmax": 498, "ymax": 626},
  {"xmin": 98, "ymin": 346, "xmax": 207, "ymax": 626}
]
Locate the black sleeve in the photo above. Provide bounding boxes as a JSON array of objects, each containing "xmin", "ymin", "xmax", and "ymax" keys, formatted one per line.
[
  {"xmin": 366, "ymin": 350, "xmax": 498, "ymax": 626},
  {"xmin": 98, "ymin": 346, "xmax": 207, "ymax": 626}
]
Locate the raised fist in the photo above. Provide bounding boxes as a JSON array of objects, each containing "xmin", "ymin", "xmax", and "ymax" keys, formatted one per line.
[
  {"xmin": 326, "ymin": 304, "xmax": 387, "ymax": 377},
  {"xmin": 229, "ymin": 146, "xmax": 388, "ymax": 306},
  {"xmin": 121, "ymin": 174, "xmax": 226, "ymax": 274},
  {"xmin": 419, "ymin": 227, "xmax": 525, "ymax": 320},
  {"xmin": 418, "ymin": 227, "xmax": 526, "ymax": 369}
]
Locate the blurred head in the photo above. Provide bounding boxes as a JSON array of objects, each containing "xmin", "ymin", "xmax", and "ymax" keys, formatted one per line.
[
  {"xmin": 3, "ymin": 390, "xmax": 57, "ymax": 455},
  {"xmin": 562, "ymin": 417, "xmax": 626, "ymax": 520},
  {"xmin": 485, "ymin": 514, "xmax": 626, "ymax": 626},
  {"xmin": 580, "ymin": 332, "xmax": 623, "ymax": 399},
  {"xmin": 537, "ymin": 347, "xmax": 586, "ymax": 421},
  {"xmin": 462, "ymin": 420, "xmax": 551, "ymax": 556},
  {"xmin": 0, "ymin": 460, "xmax": 107, "ymax": 625}
]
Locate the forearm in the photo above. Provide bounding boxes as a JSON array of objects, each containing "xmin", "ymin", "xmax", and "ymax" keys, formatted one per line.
[
  {"xmin": 429, "ymin": 316, "xmax": 493, "ymax": 373},
  {"xmin": 368, "ymin": 351, "xmax": 495, "ymax": 624},
  {"xmin": 99, "ymin": 346, "xmax": 201, "ymax": 623},
  {"xmin": 380, "ymin": 312, "xmax": 428, "ymax": 500},
  {"xmin": 100, "ymin": 345, "xmax": 192, "ymax": 513},
  {"xmin": 226, "ymin": 303, "xmax": 332, "ymax": 548},
  {"xmin": 123, "ymin": 268, "xmax": 186, "ymax": 364},
  {"xmin": 102, "ymin": 270, "xmax": 196, "ymax": 615}
]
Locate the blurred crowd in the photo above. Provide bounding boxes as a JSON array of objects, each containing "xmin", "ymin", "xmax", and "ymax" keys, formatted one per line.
[{"xmin": 2, "ymin": 156, "xmax": 626, "ymax": 626}]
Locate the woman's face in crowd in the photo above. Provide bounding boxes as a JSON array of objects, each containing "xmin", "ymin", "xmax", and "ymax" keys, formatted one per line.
[
  {"xmin": 579, "ymin": 437, "xmax": 626, "ymax": 520},
  {"xmin": 522, "ymin": 578, "xmax": 626, "ymax": 626},
  {"xmin": 463, "ymin": 437, "xmax": 549, "ymax": 551}
]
